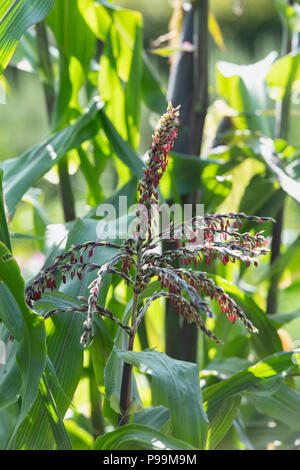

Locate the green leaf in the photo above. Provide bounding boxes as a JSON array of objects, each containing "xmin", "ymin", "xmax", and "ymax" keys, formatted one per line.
[
  {"xmin": 47, "ymin": 0, "xmax": 96, "ymax": 72},
  {"xmin": 258, "ymin": 137, "xmax": 300, "ymax": 206},
  {"xmin": 0, "ymin": 0, "xmax": 55, "ymax": 75},
  {"xmin": 77, "ymin": 147, "xmax": 103, "ymax": 205},
  {"xmin": 99, "ymin": 110, "xmax": 144, "ymax": 178},
  {"xmin": 141, "ymin": 52, "xmax": 167, "ymax": 115},
  {"xmin": 266, "ymin": 52, "xmax": 300, "ymax": 101},
  {"xmin": 39, "ymin": 374, "xmax": 72, "ymax": 450},
  {"xmin": 104, "ymin": 345, "xmax": 143, "ymax": 416},
  {"xmin": 208, "ymin": 12, "xmax": 226, "ymax": 51},
  {"xmin": 0, "ymin": 170, "xmax": 11, "ymax": 251},
  {"xmin": 203, "ymin": 349, "xmax": 300, "ymax": 422},
  {"xmin": 1, "ymin": 97, "xmax": 104, "ymax": 215},
  {"xmin": 92, "ymin": 424, "xmax": 195, "ymax": 450},
  {"xmin": 0, "ymin": 243, "xmax": 46, "ymax": 448},
  {"xmin": 205, "ymin": 395, "xmax": 241, "ymax": 450},
  {"xmin": 124, "ymin": 14, "xmax": 143, "ymax": 149},
  {"xmin": 64, "ymin": 420, "xmax": 93, "ymax": 450},
  {"xmin": 217, "ymin": 52, "xmax": 277, "ymax": 135},
  {"xmin": 78, "ymin": 0, "xmax": 113, "ymax": 42},
  {"xmin": 116, "ymin": 349, "xmax": 208, "ymax": 449},
  {"xmin": 275, "ymin": 0, "xmax": 300, "ymax": 33},
  {"xmin": 248, "ymin": 383, "xmax": 300, "ymax": 432},
  {"xmin": 133, "ymin": 406, "xmax": 170, "ymax": 431},
  {"xmin": 0, "ymin": 341, "xmax": 21, "ymax": 409},
  {"xmin": 11, "ymin": 217, "xmax": 116, "ymax": 449},
  {"xmin": 269, "ymin": 310, "xmax": 300, "ymax": 327}
]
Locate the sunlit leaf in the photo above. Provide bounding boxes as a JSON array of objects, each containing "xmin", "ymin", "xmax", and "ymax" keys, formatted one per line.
[{"xmin": 0, "ymin": 0, "xmax": 55, "ymax": 75}]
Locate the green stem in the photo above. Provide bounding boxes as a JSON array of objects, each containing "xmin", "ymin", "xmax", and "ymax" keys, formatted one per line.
[
  {"xmin": 89, "ymin": 358, "xmax": 105, "ymax": 439},
  {"xmin": 58, "ymin": 155, "xmax": 76, "ymax": 222},
  {"xmin": 118, "ymin": 243, "xmax": 142, "ymax": 426}
]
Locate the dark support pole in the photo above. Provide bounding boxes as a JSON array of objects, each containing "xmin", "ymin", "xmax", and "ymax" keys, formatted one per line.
[{"xmin": 165, "ymin": 1, "xmax": 209, "ymax": 362}]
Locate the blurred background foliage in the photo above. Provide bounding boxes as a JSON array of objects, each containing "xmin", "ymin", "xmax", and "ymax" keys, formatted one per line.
[{"xmin": 1, "ymin": 0, "xmax": 300, "ymax": 451}]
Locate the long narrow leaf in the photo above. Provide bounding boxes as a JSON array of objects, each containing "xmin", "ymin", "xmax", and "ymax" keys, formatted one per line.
[
  {"xmin": 1, "ymin": 97, "xmax": 104, "ymax": 215},
  {"xmin": 0, "ymin": 0, "xmax": 55, "ymax": 75}
]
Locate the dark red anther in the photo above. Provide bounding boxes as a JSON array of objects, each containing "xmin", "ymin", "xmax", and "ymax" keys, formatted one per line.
[
  {"xmin": 62, "ymin": 274, "xmax": 66, "ymax": 284},
  {"xmin": 77, "ymin": 271, "xmax": 82, "ymax": 280}
]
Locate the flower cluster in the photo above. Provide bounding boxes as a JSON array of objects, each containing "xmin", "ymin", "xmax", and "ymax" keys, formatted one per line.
[
  {"xmin": 136, "ymin": 103, "xmax": 180, "ymax": 240},
  {"xmin": 25, "ymin": 103, "xmax": 274, "ymax": 347}
]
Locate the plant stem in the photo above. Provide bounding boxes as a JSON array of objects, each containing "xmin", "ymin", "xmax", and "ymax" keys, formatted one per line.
[
  {"xmin": 267, "ymin": 0, "xmax": 295, "ymax": 314},
  {"xmin": 58, "ymin": 155, "xmax": 76, "ymax": 222},
  {"xmin": 118, "ymin": 243, "xmax": 142, "ymax": 426},
  {"xmin": 89, "ymin": 357, "xmax": 105, "ymax": 439}
]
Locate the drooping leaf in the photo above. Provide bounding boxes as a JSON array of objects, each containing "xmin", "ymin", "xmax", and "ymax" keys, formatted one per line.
[
  {"xmin": 258, "ymin": 137, "xmax": 300, "ymax": 206},
  {"xmin": 1, "ymin": 97, "xmax": 104, "ymax": 215},
  {"xmin": 116, "ymin": 349, "xmax": 208, "ymax": 449},
  {"xmin": 203, "ymin": 349, "xmax": 300, "ymax": 422},
  {"xmin": 133, "ymin": 406, "xmax": 170, "ymax": 432},
  {"xmin": 248, "ymin": 383, "xmax": 300, "ymax": 432},
  {"xmin": 92, "ymin": 424, "xmax": 195, "ymax": 450},
  {"xmin": 217, "ymin": 52, "xmax": 277, "ymax": 135}
]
